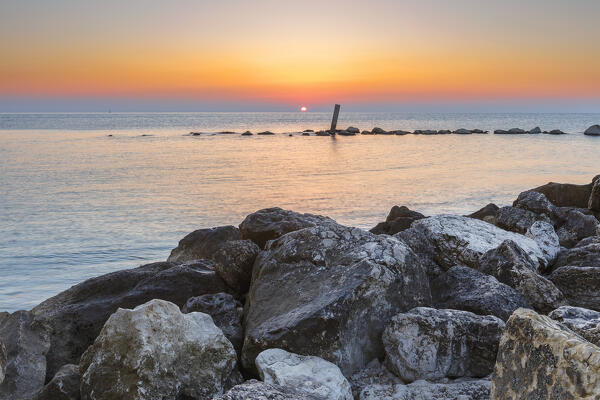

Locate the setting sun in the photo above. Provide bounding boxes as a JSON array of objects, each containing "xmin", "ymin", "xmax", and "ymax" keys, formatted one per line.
[{"xmin": 300, "ymin": 106, "xmax": 307, "ymax": 112}]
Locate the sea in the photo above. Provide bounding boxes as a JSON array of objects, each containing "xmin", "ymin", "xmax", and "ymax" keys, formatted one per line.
[{"xmin": 1, "ymin": 111, "xmax": 600, "ymax": 311}]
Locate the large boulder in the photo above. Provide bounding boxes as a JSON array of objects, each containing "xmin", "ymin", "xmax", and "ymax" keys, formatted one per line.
[
  {"xmin": 479, "ymin": 240, "xmax": 566, "ymax": 313},
  {"xmin": 553, "ymin": 208, "xmax": 599, "ymax": 247},
  {"xmin": 550, "ymin": 266, "xmax": 600, "ymax": 311},
  {"xmin": 0, "ymin": 311, "xmax": 50, "ymax": 400},
  {"xmin": 495, "ymin": 206, "xmax": 550, "ymax": 234},
  {"xmin": 33, "ymin": 364, "xmax": 80, "ymax": 400},
  {"xmin": 79, "ymin": 299, "xmax": 241, "ymax": 400},
  {"xmin": 359, "ymin": 379, "xmax": 491, "ymax": 400},
  {"xmin": 211, "ymin": 239, "xmax": 260, "ymax": 294},
  {"xmin": 396, "ymin": 215, "xmax": 548, "ymax": 273},
  {"xmin": 553, "ymin": 235, "xmax": 600, "ymax": 269},
  {"xmin": 31, "ymin": 261, "xmax": 229, "ymax": 379},
  {"xmin": 242, "ymin": 222, "xmax": 431, "ymax": 376},
  {"xmin": 167, "ymin": 225, "xmax": 240, "ymax": 263},
  {"xmin": 383, "ymin": 307, "xmax": 504, "ymax": 382},
  {"xmin": 533, "ymin": 181, "xmax": 593, "ymax": 209},
  {"xmin": 181, "ymin": 293, "xmax": 243, "ymax": 354},
  {"xmin": 512, "ymin": 190, "xmax": 556, "ymax": 217},
  {"xmin": 239, "ymin": 208, "xmax": 335, "ymax": 248},
  {"xmin": 549, "ymin": 306, "xmax": 600, "ymax": 346},
  {"xmin": 589, "ymin": 178, "xmax": 600, "ymax": 211},
  {"xmin": 256, "ymin": 349, "xmax": 353, "ymax": 400},
  {"xmin": 584, "ymin": 124, "xmax": 600, "ymax": 136},
  {"xmin": 215, "ymin": 380, "xmax": 320, "ymax": 400},
  {"xmin": 491, "ymin": 308, "xmax": 600, "ymax": 399},
  {"xmin": 370, "ymin": 206, "xmax": 426, "ymax": 235},
  {"xmin": 431, "ymin": 266, "xmax": 529, "ymax": 321}
]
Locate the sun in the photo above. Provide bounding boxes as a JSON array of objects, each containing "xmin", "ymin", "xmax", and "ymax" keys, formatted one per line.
[{"xmin": 300, "ymin": 106, "xmax": 307, "ymax": 112}]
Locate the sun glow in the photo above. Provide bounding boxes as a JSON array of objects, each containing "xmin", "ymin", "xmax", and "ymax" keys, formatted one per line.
[{"xmin": 300, "ymin": 106, "xmax": 307, "ymax": 112}]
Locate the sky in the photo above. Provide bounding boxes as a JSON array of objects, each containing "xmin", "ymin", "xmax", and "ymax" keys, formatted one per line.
[{"xmin": 1, "ymin": 0, "xmax": 599, "ymax": 112}]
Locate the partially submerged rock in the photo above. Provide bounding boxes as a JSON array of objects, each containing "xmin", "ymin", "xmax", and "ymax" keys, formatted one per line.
[
  {"xmin": 79, "ymin": 299, "xmax": 241, "ymax": 400},
  {"xmin": 431, "ymin": 266, "xmax": 529, "ymax": 321},
  {"xmin": 256, "ymin": 348, "xmax": 353, "ymax": 400},
  {"xmin": 584, "ymin": 124, "xmax": 600, "ymax": 136},
  {"xmin": 383, "ymin": 307, "xmax": 504, "ymax": 382},
  {"xmin": 215, "ymin": 380, "xmax": 320, "ymax": 400},
  {"xmin": 242, "ymin": 222, "xmax": 430, "ymax": 376},
  {"xmin": 549, "ymin": 306, "xmax": 600, "ymax": 346},
  {"xmin": 491, "ymin": 308, "xmax": 600, "ymax": 399},
  {"xmin": 167, "ymin": 225, "xmax": 240, "ymax": 263},
  {"xmin": 359, "ymin": 379, "xmax": 491, "ymax": 400},
  {"xmin": 370, "ymin": 206, "xmax": 426, "ymax": 235},
  {"xmin": 32, "ymin": 364, "xmax": 80, "ymax": 400},
  {"xmin": 533, "ymin": 181, "xmax": 593, "ymax": 209},
  {"xmin": 467, "ymin": 203, "xmax": 498, "ymax": 224},
  {"xmin": 550, "ymin": 266, "xmax": 600, "ymax": 311}
]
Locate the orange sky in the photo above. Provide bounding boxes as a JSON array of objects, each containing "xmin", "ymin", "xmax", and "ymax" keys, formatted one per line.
[{"xmin": 1, "ymin": 0, "xmax": 599, "ymax": 109}]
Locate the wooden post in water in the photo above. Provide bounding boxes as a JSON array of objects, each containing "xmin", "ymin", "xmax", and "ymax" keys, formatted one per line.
[{"xmin": 330, "ymin": 104, "xmax": 340, "ymax": 133}]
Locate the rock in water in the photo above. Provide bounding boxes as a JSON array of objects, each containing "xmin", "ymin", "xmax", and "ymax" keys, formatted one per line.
[
  {"xmin": 370, "ymin": 206, "xmax": 426, "ymax": 235},
  {"xmin": 589, "ymin": 178, "xmax": 600, "ymax": 211},
  {"xmin": 491, "ymin": 308, "xmax": 600, "ymax": 399},
  {"xmin": 79, "ymin": 299, "xmax": 241, "ymax": 400},
  {"xmin": 182, "ymin": 293, "xmax": 243, "ymax": 354},
  {"xmin": 431, "ymin": 266, "xmax": 529, "ymax": 321},
  {"xmin": 31, "ymin": 261, "xmax": 229, "ymax": 380},
  {"xmin": 242, "ymin": 222, "xmax": 431, "ymax": 376},
  {"xmin": 215, "ymin": 380, "xmax": 320, "ymax": 400},
  {"xmin": 397, "ymin": 215, "xmax": 547, "ymax": 272},
  {"xmin": 550, "ymin": 266, "xmax": 600, "ymax": 311},
  {"xmin": 167, "ymin": 225, "xmax": 240, "ymax": 263},
  {"xmin": 467, "ymin": 203, "xmax": 499, "ymax": 224},
  {"xmin": 0, "ymin": 311, "xmax": 50, "ymax": 400},
  {"xmin": 584, "ymin": 124, "xmax": 600, "ymax": 136},
  {"xmin": 529, "ymin": 126, "xmax": 542, "ymax": 134},
  {"xmin": 211, "ymin": 239, "xmax": 260, "ymax": 294},
  {"xmin": 255, "ymin": 349, "xmax": 353, "ymax": 400},
  {"xmin": 533, "ymin": 181, "xmax": 593, "ymax": 209},
  {"xmin": 383, "ymin": 307, "xmax": 504, "ymax": 382},
  {"xmin": 239, "ymin": 207, "xmax": 336, "ymax": 248},
  {"xmin": 32, "ymin": 364, "xmax": 80, "ymax": 400},
  {"xmin": 549, "ymin": 306, "xmax": 600, "ymax": 346},
  {"xmin": 359, "ymin": 379, "xmax": 491, "ymax": 400}
]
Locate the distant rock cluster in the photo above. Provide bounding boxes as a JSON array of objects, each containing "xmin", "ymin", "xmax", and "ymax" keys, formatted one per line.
[{"xmin": 1, "ymin": 176, "xmax": 600, "ymax": 399}]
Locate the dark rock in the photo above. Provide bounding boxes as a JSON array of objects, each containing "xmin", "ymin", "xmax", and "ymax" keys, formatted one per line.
[
  {"xmin": 479, "ymin": 240, "xmax": 566, "ymax": 313},
  {"xmin": 490, "ymin": 308, "xmax": 600, "ymax": 399},
  {"xmin": 372, "ymin": 127, "xmax": 387, "ymax": 134},
  {"xmin": 437, "ymin": 129, "xmax": 452, "ymax": 134},
  {"xmin": 370, "ymin": 206, "xmax": 426, "ymax": 235},
  {"xmin": 0, "ymin": 311, "xmax": 50, "ymax": 399},
  {"xmin": 431, "ymin": 266, "xmax": 529, "ymax": 321},
  {"xmin": 346, "ymin": 127, "xmax": 360, "ymax": 134},
  {"xmin": 338, "ymin": 130, "xmax": 356, "ymax": 136},
  {"xmin": 361, "ymin": 130, "xmax": 374, "ymax": 135},
  {"xmin": 302, "ymin": 132, "xmax": 310, "ymax": 136},
  {"xmin": 385, "ymin": 206, "xmax": 426, "ymax": 222},
  {"xmin": 545, "ymin": 129, "xmax": 566, "ymax": 135},
  {"xmin": 32, "ymin": 364, "xmax": 80, "ymax": 400},
  {"xmin": 553, "ymin": 235, "xmax": 600, "ymax": 269},
  {"xmin": 512, "ymin": 190, "xmax": 555, "ymax": 217},
  {"xmin": 316, "ymin": 131, "xmax": 330, "ymax": 136},
  {"xmin": 360, "ymin": 379, "xmax": 491, "ymax": 400},
  {"xmin": 167, "ymin": 225, "xmax": 240, "ymax": 263},
  {"xmin": 242, "ymin": 222, "xmax": 431, "ymax": 376},
  {"xmin": 529, "ymin": 127, "xmax": 542, "ymax": 134},
  {"xmin": 584, "ymin": 124, "xmax": 600, "ymax": 136},
  {"xmin": 0, "ymin": 340, "xmax": 5, "ymax": 385},
  {"xmin": 548, "ymin": 306, "xmax": 600, "ymax": 346},
  {"xmin": 303, "ymin": 129, "xmax": 314, "ymax": 132},
  {"xmin": 215, "ymin": 380, "xmax": 320, "ymax": 400},
  {"xmin": 472, "ymin": 129, "xmax": 486, "ymax": 133},
  {"xmin": 31, "ymin": 261, "xmax": 229, "ymax": 379},
  {"xmin": 495, "ymin": 206, "xmax": 551, "ymax": 234},
  {"xmin": 589, "ymin": 178, "xmax": 600, "ymax": 211},
  {"xmin": 241, "ymin": 131, "xmax": 253, "ymax": 136},
  {"xmin": 553, "ymin": 208, "xmax": 599, "ymax": 247},
  {"xmin": 420, "ymin": 130, "xmax": 438, "ymax": 135},
  {"xmin": 211, "ymin": 239, "xmax": 260, "ymax": 294},
  {"xmin": 182, "ymin": 293, "xmax": 243, "ymax": 354},
  {"xmin": 454, "ymin": 128, "xmax": 473, "ymax": 134},
  {"xmin": 550, "ymin": 266, "xmax": 600, "ymax": 311},
  {"xmin": 394, "ymin": 130, "xmax": 411, "ymax": 135},
  {"xmin": 257, "ymin": 131, "xmax": 275, "ymax": 135},
  {"xmin": 238, "ymin": 207, "xmax": 335, "ymax": 248},
  {"xmin": 383, "ymin": 307, "xmax": 504, "ymax": 382},
  {"xmin": 467, "ymin": 203, "xmax": 499, "ymax": 224},
  {"xmin": 220, "ymin": 131, "xmax": 237, "ymax": 135},
  {"xmin": 533, "ymin": 181, "xmax": 593, "ymax": 208}
]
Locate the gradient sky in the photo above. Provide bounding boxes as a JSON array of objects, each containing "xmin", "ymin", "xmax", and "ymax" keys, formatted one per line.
[{"xmin": 1, "ymin": 0, "xmax": 599, "ymax": 111}]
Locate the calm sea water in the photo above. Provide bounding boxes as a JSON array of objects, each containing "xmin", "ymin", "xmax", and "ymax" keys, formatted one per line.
[{"xmin": 1, "ymin": 112, "xmax": 600, "ymax": 312}]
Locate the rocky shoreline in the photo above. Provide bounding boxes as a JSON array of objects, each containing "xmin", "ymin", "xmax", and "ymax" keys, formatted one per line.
[{"xmin": 1, "ymin": 176, "xmax": 600, "ymax": 399}]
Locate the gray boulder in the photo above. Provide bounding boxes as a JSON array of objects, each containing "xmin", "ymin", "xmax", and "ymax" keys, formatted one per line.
[
  {"xmin": 346, "ymin": 127, "xmax": 360, "ymax": 134},
  {"xmin": 360, "ymin": 379, "xmax": 491, "ymax": 400},
  {"xmin": 491, "ymin": 308, "xmax": 600, "ymax": 399},
  {"xmin": 348, "ymin": 359, "xmax": 402, "ymax": 399},
  {"xmin": 242, "ymin": 222, "xmax": 431, "ymax": 376},
  {"xmin": 553, "ymin": 235, "xmax": 600, "ymax": 269},
  {"xmin": 549, "ymin": 306, "xmax": 600, "ymax": 346},
  {"xmin": 513, "ymin": 190, "xmax": 555, "ymax": 217},
  {"xmin": 550, "ymin": 266, "xmax": 600, "ymax": 311},
  {"xmin": 182, "ymin": 293, "xmax": 243, "ymax": 354},
  {"xmin": 431, "ymin": 266, "xmax": 529, "ymax": 321},
  {"xmin": 211, "ymin": 239, "xmax": 260, "ymax": 294},
  {"xmin": 467, "ymin": 203, "xmax": 499, "ymax": 224},
  {"xmin": 525, "ymin": 220, "xmax": 560, "ymax": 264},
  {"xmin": 0, "ymin": 311, "xmax": 50, "ymax": 400},
  {"xmin": 546, "ymin": 129, "xmax": 566, "ymax": 135},
  {"xmin": 553, "ymin": 208, "xmax": 599, "ymax": 247},
  {"xmin": 80, "ymin": 299, "xmax": 241, "ymax": 400},
  {"xmin": 256, "ymin": 349, "xmax": 353, "ymax": 400},
  {"xmin": 0, "ymin": 340, "xmax": 5, "ymax": 385},
  {"xmin": 372, "ymin": 127, "xmax": 387, "ymax": 134},
  {"xmin": 529, "ymin": 126, "xmax": 541, "ymax": 134},
  {"xmin": 584, "ymin": 124, "xmax": 600, "ymax": 136},
  {"xmin": 383, "ymin": 307, "xmax": 504, "ymax": 382},
  {"xmin": 479, "ymin": 240, "xmax": 566, "ymax": 313},
  {"xmin": 167, "ymin": 225, "xmax": 239, "ymax": 263},
  {"xmin": 239, "ymin": 207, "xmax": 335, "ymax": 248},
  {"xmin": 33, "ymin": 364, "xmax": 80, "ymax": 400},
  {"xmin": 215, "ymin": 380, "xmax": 320, "ymax": 400},
  {"xmin": 31, "ymin": 261, "xmax": 229, "ymax": 379},
  {"xmin": 495, "ymin": 206, "xmax": 551, "ymax": 234},
  {"xmin": 396, "ymin": 215, "xmax": 547, "ymax": 273}
]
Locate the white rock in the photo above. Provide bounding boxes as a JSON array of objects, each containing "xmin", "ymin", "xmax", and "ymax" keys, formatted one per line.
[
  {"xmin": 256, "ymin": 349, "xmax": 353, "ymax": 400},
  {"xmin": 525, "ymin": 220, "xmax": 560, "ymax": 264},
  {"xmin": 360, "ymin": 379, "xmax": 491, "ymax": 400}
]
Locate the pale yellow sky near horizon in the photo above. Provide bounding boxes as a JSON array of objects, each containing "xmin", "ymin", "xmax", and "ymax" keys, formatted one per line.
[{"xmin": 1, "ymin": 0, "xmax": 599, "ymax": 108}]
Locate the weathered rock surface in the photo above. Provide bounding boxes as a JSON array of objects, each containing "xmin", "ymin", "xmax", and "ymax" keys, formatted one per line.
[
  {"xmin": 360, "ymin": 379, "xmax": 491, "ymax": 400},
  {"xmin": 467, "ymin": 203, "xmax": 498, "ymax": 224},
  {"xmin": 0, "ymin": 340, "xmax": 5, "ymax": 385},
  {"xmin": 32, "ymin": 261, "xmax": 229, "ymax": 379},
  {"xmin": 512, "ymin": 190, "xmax": 555, "ymax": 217},
  {"xmin": 397, "ymin": 215, "xmax": 547, "ymax": 272},
  {"xmin": 348, "ymin": 359, "xmax": 402, "ymax": 399},
  {"xmin": 242, "ymin": 222, "xmax": 431, "ymax": 376},
  {"xmin": 554, "ymin": 208, "xmax": 599, "ymax": 247},
  {"xmin": 431, "ymin": 266, "xmax": 529, "ymax": 321},
  {"xmin": 256, "ymin": 349, "xmax": 353, "ymax": 400},
  {"xmin": 550, "ymin": 266, "xmax": 600, "ymax": 311},
  {"xmin": 549, "ymin": 306, "xmax": 600, "ymax": 346},
  {"xmin": 495, "ymin": 206, "xmax": 550, "ymax": 234},
  {"xmin": 553, "ymin": 235, "xmax": 600, "ymax": 269},
  {"xmin": 525, "ymin": 220, "xmax": 560, "ymax": 263},
  {"xmin": 533, "ymin": 181, "xmax": 593, "ymax": 208},
  {"xmin": 589, "ymin": 178, "xmax": 600, "ymax": 211},
  {"xmin": 491, "ymin": 308, "xmax": 600, "ymax": 399},
  {"xmin": 383, "ymin": 307, "xmax": 504, "ymax": 382},
  {"xmin": 182, "ymin": 293, "xmax": 243, "ymax": 354},
  {"xmin": 212, "ymin": 239, "xmax": 260, "ymax": 294},
  {"xmin": 79, "ymin": 299, "xmax": 241, "ymax": 400},
  {"xmin": 479, "ymin": 240, "xmax": 566, "ymax": 313},
  {"xmin": 215, "ymin": 379, "xmax": 320, "ymax": 400},
  {"xmin": 0, "ymin": 311, "xmax": 50, "ymax": 400},
  {"xmin": 167, "ymin": 225, "xmax": 240, "ymax": 263},
  {"xmin": 370, "ymin": 206, "xmax": 426, "ymax": 235},
  {"xmin": 33, "ymin": 364, "xmax": 80, "ymax": 400},
  {"xmin": 584, "ymin": 124, "xmax": 600, "ymax": 136},
  {"xmin": 239, "ymin": 207, "xmax": 335, "ymax": 248}
]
